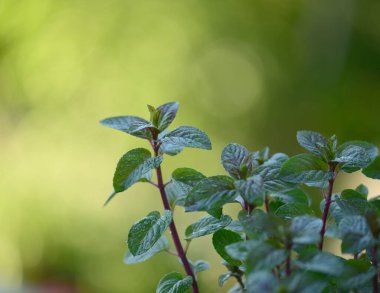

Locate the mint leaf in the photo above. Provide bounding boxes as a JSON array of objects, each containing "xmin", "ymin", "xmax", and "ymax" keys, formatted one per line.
[
  {"xmin": 275, "ymin": 203, "xmax": 313, "ymax": 220},
  {"xmin": 225, "ymin": 239, "xmax": 260, "ymax": 261},
  {"xmin": 246, "ymin": 271, "xmax": 279, "ymax": 293},
  {"xmin": 235, "ymin": 175, "xmax": 265, "ymax": 205},
  {"xmin": 291, "ymin": 215, "xmax": 322, "ymax": 245},
  {"xmin": 156, "ymin": 272, "xmax": 192, "ymax": 293},
  {"xmin": 192, "ymin": 260, "xmax": 209, "ymax": 273},
  {"xmin": 280, "ymin": 154, "xmax": 331, "ymax": 187},
  {"xmin": 185, "ymin": 215, "xmax": 232, "ymax": 240},
  {"xmin": 297, "ymin": 252, "xmax": 345, "ymax": 276},
  {"xmin": 296, "ymin": 130, "xmax": 327, "ymax": 158},
  {"xmin": 160, "ymin": 126, "xmax": 211, "ymax": 150},
  {"xmin": 337, "ymin": 141, "xmax": 378, "ymax": 173},
  {"xmin": 105, "ymin": 148, "xmax": 163, "ymax": 205},
  {"xmin": 185, "ymin": 176, "xmax": 237, "ymax": 212},
  {"xmin": 172, "ymin": 168, "xmax": 206, "ymax": 186},
  {"xmin": 124, "ymin": 236, "xmax": 169, "ymax": 264},
  {"xmin": 363, "ymin": 156, "xmax": 380, "ymax": 179},
  {"xmin": 154, "ymin": 102, "xmax": 179, "ymax": 131},
  {"xmin": 221, "ymin": 143, "xmax": 250, "ymax": 179},
  {"xmin": 218, "ymin": 273, "xmax": 232, "ymax": 287},
  {"xmin": 246, "ymin": 241, "xmax": 287, "ymax": 272},
  {"xmin": 270, "ymin": 188, "xmax": 310, "ymax": 205},
  {"xmin": 128, "ymin": 210, "xmax": 172, "ymax": 256},
  {"xmin": 212, "ymin": 229, "xmax": 242, "ymax": 267},
  {"xmin": 100, "ymin": 116, "xmax": 157, "ymax": 139}
]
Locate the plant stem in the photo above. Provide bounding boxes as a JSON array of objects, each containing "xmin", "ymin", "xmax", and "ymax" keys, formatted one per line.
[
  {"xmin": 285, "ymin": 242, "xmax": 292, "ymax": 277},
  {"xmin": 318, "ymin": 164, "xmax": 336, "ymax": 250},
  {"xmin": 234, "ymin": 274, "xmax": 245, "ymax": 290},
  {"xmin": 371, "ymin": 245, "xmax": 379, "ymax": 293},
  {"xmin": 264, "ymin": 194, "xmax": 270, "ymax": 213},
  {"xmin": 153, "ymin": 145, "xmax": 199, "ymax": 293}
]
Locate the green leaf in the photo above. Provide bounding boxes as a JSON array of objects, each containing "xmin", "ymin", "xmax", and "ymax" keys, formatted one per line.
[
  {"xmin": 166, "ymin": 168, "xmax": 206, "ymax": 208},
  {"xmin": 235, "ymin": 175, "xmax": 265, "ymax": 205},
  {"xmin": 335, "ymin": 145, "xmax": 372, "ymax": 171},
  {"xmin": 172, "ymin": 168, "xmax": 206, "ymax": 186},
  {"xmin": 337, "ymin": 141, "xmax": 378, "ymax": 172},
  {"xmin": 246, "ymin": 270, "xmax": 279, "ymax": 292},
  {"xmin": 185, "ymin": 176, "xmax": 237, "ymax": 212},
  {"xmin": 192, "ymin": 260, "xmax": 209, "ymax": 273},
  {"xmin": 221, "ymin": 143, "xmax": 250, "ymax": 179},
  {"xmin": 160, "ymin": 126, "xmax": 211, "ymax": 150},
  {"xmin": 128, "ymin": 210, "xmax": 172, "ymax": 256},
  {"xmin": 275, "ymin": 203, "xmax": 313, "ymax": 220},
  {"xmin": 225, "ymin": 239, "xmax": 260, "ymax": 261},
  {"xmin": 356, "ymin": 184, "xmax": 369, "ymax": 197},
  {"xmin": 297, "ymin": 252, "xmax": 345, "ymax": 276},
  {"xmin": 291, "ymin": 215, "xmax": 322, "ymax": 245},
  {"xmin": 296, "ymin": 130, "xmax": 327, "ymax": 158},
  {"xmin": 218, "ymin": 272, "xmax": 232, "ymax": 287},
  {"xmin": 100, "ymin": 115, "xmax": 157, "ymax": 139},
  {"xmin": 158, "ymin": 143, "xmax": 184, "ymax": 156},
  {"xmin": 112, "ymin": 147, "xmax": 162, "ymax": 191},
  {"xmin": 363, "ymin": 156, "xmax": 380, "ymax": 179},
  {"xmin": 280, "ymin": 154, "xmax": 331, "ymax": 187},
  {"xmin": 270, "ymin": 188, "xmax": 310, "ymax": 205},
  {"xmin": 338, "ymin": 215, "xmax": 377, "ymax": 254},
  {"xmin": 154, "ymin": 102, "xmax": 179, "ymax": 131},
  {"xmin": 246, "ymin": 240, "xmax": 288, "ymax": 272},
  {"xmin": 185, "ymin": 215, "xmax": 232, "ymax": 240},
  {"xmin": 212, "ymin": 229, "xmax": 242, "ymax": 266},
  {"xmin": 124, "ymin": 236, "xmax": 169, "ymax": 264},
  {"xmin": 156, "ymin": 272, "xmax": 192, "ymax": 293},
  {"xmin": 337, "ymin": 259, "xmax": 377, "ymax": 290}
]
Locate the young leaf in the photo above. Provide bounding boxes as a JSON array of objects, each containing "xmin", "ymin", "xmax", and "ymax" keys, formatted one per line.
[
  {"xmin": 221, "ymin": 143, "xmax": 250, "ymax": 179},
  {"xmin": 154, "ymin": 102, "xmax": 179, "ymax": 131},
  {"xmin": 192, "ymin": 260, "xmax": 209, "ymax": 273},
  {"xmin": 185, "ymin": 176, "xmax": 237, "ymax": 212},
  {"xmin": 124, "ymin": 236, "xmax": 169, "ymax": 264},
  {"xmin": 113, "ymin": 148, "xmax": 162, "ymax": 193},
  {"xmin": 185, "ymin": 215, "xmax": 232, "ymax": 240},
  {"xmin": 235, "ymin": 175, "xmax": 265, "ymax": 205},
  {"xmin": 296, "ymin": 130, "xmax": 327, "ymax": 158},
  {"xmin": 128, "ymin": 210, "xmax": 172, "ymax": 256},
  {"xmin": 363, "ymin": 156, "xmax": 380, "ymax": 179},
  {"xmin": 156, "ymin": 272, "xmax": 192, "ymax": 293},
  {"xmin": 280, "ymin": 154, "xmax": 331, "ymax": 187},
  {"xmin": 218, "ymin": 272, "xmax": 232, "ymax": 287},
  {"xmin": 100, "ymin": 116, "xmax": 157, "ymax": 139},
  {"xmin": 160, "ymin": 126, "xmax": 211, "ymax": 150},
  {"xmin": 212, "ymin": 229, "xmax": 242, "ymax": 267}
]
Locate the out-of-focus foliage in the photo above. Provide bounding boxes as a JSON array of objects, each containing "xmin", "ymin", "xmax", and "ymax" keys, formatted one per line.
[{"xmin": 0, "ymin": 0, "xmax": 379, "ymax": 292}]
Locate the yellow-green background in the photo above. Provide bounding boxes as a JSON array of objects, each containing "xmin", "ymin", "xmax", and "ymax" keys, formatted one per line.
[{"xmin": 1, "ymin": 0, "xmax": 380, "ymax": 292}]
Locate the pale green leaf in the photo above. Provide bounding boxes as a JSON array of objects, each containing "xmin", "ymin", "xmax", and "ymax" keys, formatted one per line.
[
  {"xmin": 156, "ymin": 272, "xmax": 192, "ymax": 293},
  {"xmin": 124, "ymin": 236, "xmax": 169, "ymax": 264},
  {"xmin": 160, "ymin": 126, "xmax": 211, "ymax": 150},
  {"xmin": 185, "ymin": 215, "xmax": 232, "ymax": 240}
]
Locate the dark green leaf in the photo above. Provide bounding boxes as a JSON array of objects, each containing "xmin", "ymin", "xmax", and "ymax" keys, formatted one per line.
[
  {"xmin": 160, "ymin": 126, "xmax": 211, "ymax": 150},
  {"xmin": 291, "ymin": 215, "xmax": 322, "ymax": 245},
  {"xmin": 246, "ymin": 241, "xmax": 288, "ymax": 272},
  {"xmin": 128, "ymin": 210, "xmax": 172, "ymax": 256},
  {"xmin": 275, "ymin": 203, "xmax": 313, "ymax": 220},
  {"xmin": 337, "ymin": 259, "xmax": 376, "ymax": 290},
  {"xmin": 185, "ymin": 215, "xmax": 232, "ymax": 240},
  {"xmin": 155, "ymin": 102, "xmax": 179, "ymax": 131},
  {"xmin": 296, "ymin": 130, "xmax": 327, "ymax": 158},
  {"xmin": 338, "ymin": 215, "xmax": 377, "ymax": 253},
  {"xmin": 246, "ymin": 270, "xmax": 279, "ymax": 293},
  {"xmin": 225, "ymin": 239, "xmax": 260, "ymax": 261},
  {"xmin": 221, "ymin": 143, "xmax": 250, "ymax": 179},
  {"xmin": 124, "ymin": 236, "xmax": 169, "ymax": 264},
  {"xmin": 235, "ymin": 175, "xmax": 265, "ymax": 205},
  {"xmin": 185, "ymin": 176, "xmax": 237, "ymax": 212},
  {"xmin": 212, "ymin": 229, "xmax": 242, "ymax": 266},
  {"xmin": 113, "ymin": 148, "xmax": 162, "ymax": 193},
  {"xmin": 280, "ymin": 154, "xmax": 331, "ymax": 187},
  {"xmin": 356, "ymin": 184, "xmax": 369, "ymax": 197},
  {"xmin": 156, "ymin": 272, "xmax": 192, "ymax": 293},
  {"xmin": 363, "ymin": 156, "xmax": 380, "ymax": 179},
  {"xmin": 297, "ymin": 252, "xmax": 345, "ymax": 276},
  {"xmin": 100, "ymin": 115, "xmax": 157, "ymax": 139}
]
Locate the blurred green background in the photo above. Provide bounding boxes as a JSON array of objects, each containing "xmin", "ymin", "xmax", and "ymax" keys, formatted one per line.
[{"xmin": 1, "ymin": 0, "xmax": 380, "ymax": 292}]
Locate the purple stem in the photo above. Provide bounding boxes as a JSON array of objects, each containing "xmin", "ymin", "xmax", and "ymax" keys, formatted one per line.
[
  {"xmin": 371, "ymin": 246, "xmax": 379, "ymax": 293},
  {"xmin": 153, "ymin": 145, "xmax": 199, "ymax": 293}
]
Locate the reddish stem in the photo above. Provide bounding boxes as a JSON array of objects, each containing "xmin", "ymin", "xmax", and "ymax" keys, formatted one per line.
[
  {"xmin": 153, "ymin": 145, "xmax": 199, "ymax": 293},
  {"xmin": 371, "ymin": 246, "xmax": 379, "ymax": 293},
  {"xmin": 318, "ymin": 164, "xmax": 336, "ymax": 250}
]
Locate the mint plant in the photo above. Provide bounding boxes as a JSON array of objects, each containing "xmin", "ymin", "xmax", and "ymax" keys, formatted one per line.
[
  {"xmin": 100, "ymin": 102, "xmax": 211, "ymax": 293},
  {"xmin": 101, "ymin": 103, "xmax": 380, "ymax": 293}
]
